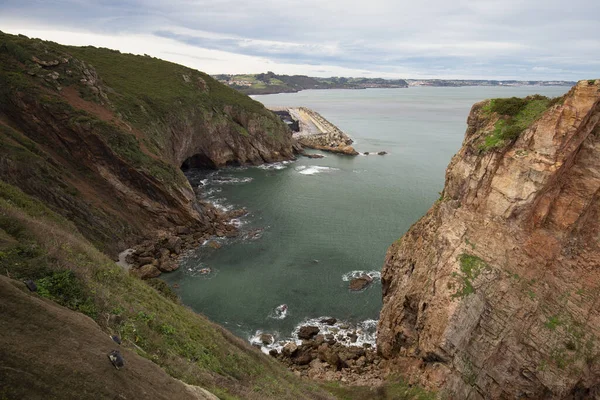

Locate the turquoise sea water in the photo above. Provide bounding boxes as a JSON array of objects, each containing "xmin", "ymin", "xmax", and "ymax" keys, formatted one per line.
[{"xmin": 162, "ymin": 86, "xmax": 569, "ymax": 350}]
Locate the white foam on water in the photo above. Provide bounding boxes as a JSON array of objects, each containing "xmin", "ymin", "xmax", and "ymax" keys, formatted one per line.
[
  {"xmin": 296, "ymin": 166, "xmax": 339, "ymax": 176},
  {"xmin": 184, "ymin": 263, "xmax": 218, "ymax": 278},
  {"xmin": 251, "ymin": 317, "xmax": 379, "ymax": 355},
  {"xmin": 267, "ymin": 304, "xmax": 288, "ymax": 320},
  {"xmin": 211, "ymin": 176, "xmax": 253, "ymax": 184},
  {"xmin": 257, "ymin": 161, "xmax": 291, "ymax": 171},
  {"xmin": 227, "ymin": 218, "xmax": 247, "ymax": 228},
  {"xmin": 202, "ymin": 187, "xmax": 222, "ymax": 197},
  {"xmin": 341, "ymin": 270, "xmax": 381, "ymax": 282},
  {"xmin": 209, "ymin": 198, "xmax": 234, "ymax": 212}
]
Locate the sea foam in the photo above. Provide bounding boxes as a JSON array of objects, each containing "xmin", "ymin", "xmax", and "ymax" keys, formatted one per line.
[
  {"xmin": 296, "ymin": 165, "xmax": 339, "ymax": 175},
  {"xmin": 341, "ymin": 270, "xmax": 381, "ymax": 282}
]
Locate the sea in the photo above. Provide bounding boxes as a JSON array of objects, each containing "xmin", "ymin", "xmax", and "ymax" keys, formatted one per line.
[{"xmin": 161, "ymin": 85, "xmax": 570, "ymax": 353}]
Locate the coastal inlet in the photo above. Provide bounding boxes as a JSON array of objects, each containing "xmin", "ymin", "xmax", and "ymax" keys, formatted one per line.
[{"xmin": 160, "ymin": 155, "xmax": 388, "ymax": 358}]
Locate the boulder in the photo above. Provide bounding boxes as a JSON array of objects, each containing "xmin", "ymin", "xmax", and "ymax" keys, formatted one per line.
[
  {"xmin": 131, "ymin": 264, "xmax": 161, "ymax": 280},
  {"xmin": 268, "ymin": 349, "xmax": 278, "ymax": 357},
  {"xmin": 347, "ymin": 332, "xmax": 358, "ymax": 343},
  {"xmin": 259, "ymin": 333, "xmax": 274, "ymax": 345},
  {"xmin": 136, "ymin": 256, "xmax": 155, "ymax": 266},
  {"xmin": 157, "ymin": 260, "xmax": 179, "ymax": 272},
  {"xmin": 165, "ymin": 236, "xmax": 182, "ymax": 255},
  {"xmin": 298, "ymin": 325, "xmax": 320, "ymax": 340},
  {"xmin": 282, "ymin": 342, "xmax": 298, "ymax": 357},
  {"xmin": 317, "ymin": 343, "xmax": 341, "ymax": 369},
  {"xmin": 348, "ymin": 275, "xmax": 373, "ymax": 291},
  {"xmin": 377, "ymin": 151, "xmax": 387, "ymax": 155},
  {"xmin": 292, "ymin": 348, "xmax": 314, "ymax": 366}
]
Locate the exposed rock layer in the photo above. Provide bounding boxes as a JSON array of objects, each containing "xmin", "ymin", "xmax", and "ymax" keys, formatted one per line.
[
  {"xmin": 378, "ymin": 80, "xmax": 600, "ymax": 399},
  {"xmin": 0, "ymin": 32, "xmax": 294, "ymax": 255}
]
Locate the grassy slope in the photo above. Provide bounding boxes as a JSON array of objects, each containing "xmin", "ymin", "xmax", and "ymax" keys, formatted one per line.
[
  {"xmin": 0, "ymin": 178, "xmax": 436, "ymax": 400},
  {"xmin": 0, "ymin": 32, "xmax": 435, "ymax": 399},
  {"xmin": 0, "ymin": 180, "xmax": 333, "ymax": 400},
  {"xmin": 479, "ymin": 95, "xmax": 564, "ymax": 151}
]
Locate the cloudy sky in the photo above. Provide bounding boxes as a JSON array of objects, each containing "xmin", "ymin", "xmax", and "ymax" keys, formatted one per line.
[{"xmin": 1, "ymin": 0, "xmax": 598, "ymax": 80}]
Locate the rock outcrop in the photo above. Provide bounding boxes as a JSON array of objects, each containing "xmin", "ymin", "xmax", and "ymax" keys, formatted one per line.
[
  {"xmin": 271, "ymin": 107, "xmax": 359, "ymax": 155},
  {"xmin": 378, "ymin": 80, "xmax": 600, "ymax": 398}
]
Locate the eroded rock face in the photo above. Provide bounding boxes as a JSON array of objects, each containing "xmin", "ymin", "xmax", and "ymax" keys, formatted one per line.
[
  {"xmin": 0, "ymin": 33, "xmax": 295, "ymax": 256},
  {"xmin": 377, "ymin": 81, "xmax": 600, "ymax": 399}
]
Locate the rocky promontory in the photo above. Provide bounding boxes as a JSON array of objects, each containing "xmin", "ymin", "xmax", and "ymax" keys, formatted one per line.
[
  {"xmin": 378, "ymin": 80, "xmax": 600, "ymax": 398},
  {"xmin": 270, "ymin": 107, "xmax": 359, "ymax": 155}
]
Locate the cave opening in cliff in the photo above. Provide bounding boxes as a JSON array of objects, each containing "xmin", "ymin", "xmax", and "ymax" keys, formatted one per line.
[{"xmin": 180, "ymin": 153, "xmax": 217, "ymax": 171}]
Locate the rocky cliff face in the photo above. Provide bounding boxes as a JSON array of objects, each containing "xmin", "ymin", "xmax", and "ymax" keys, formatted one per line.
[
  {"xmin": 0, "ymin": 32, "xmax": 294, "ymax": 255},
  {"xmin": 378, "ymin": 80, "xmax": 600, "ymax": 399}
]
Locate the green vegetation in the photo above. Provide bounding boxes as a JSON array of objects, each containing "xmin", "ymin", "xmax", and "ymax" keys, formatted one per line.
[
  {"xmin": 544, "ymin": 315, "xmax": 562, "ymax": 330},
  {"xmin": 480, "ymin": 95, "xmax": 556, "ymax": 152},
  {"xmin": 451, "ymin": 254, "xmax": 489, "ymax": 299},
  {"xmin": 36, "ymin": 270, "xmax": 97, "ymax": 317},
  {"xmin": 321, "ymin": 377, "xmax": 435, "ymax": 400},
  {"xmin": 214, "ymin": 71, "xmax": 409, "ymax": 95},
  {"xmin": 0, "ymin": 181, "xmax": 333, "ymax": 399}
]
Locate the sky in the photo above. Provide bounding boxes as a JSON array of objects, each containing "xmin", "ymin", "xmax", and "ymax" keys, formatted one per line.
[{"xmin": 1, "ymin": 0, "xmax": 598, "ymax": 80}]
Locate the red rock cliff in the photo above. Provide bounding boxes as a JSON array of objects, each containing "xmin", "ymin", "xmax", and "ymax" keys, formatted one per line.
[{"xmin": 377, "ymin": 80, "xmax": 600, "ymax": 399}]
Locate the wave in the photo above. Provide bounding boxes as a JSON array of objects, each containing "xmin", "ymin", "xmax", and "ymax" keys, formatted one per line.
[
  {"xmin": 211, "ymin": 176, "xmax": 253, "ymax": 184},
  {"xmin": 267, "ymin": 304, "xmax": 288, "ymax": 320},
  {"xmin": 341, "ymin": 270, "xmax": 381, "ymax": 282},
  {"xmin": 257, "ymin": 161, "xmax": 291, "ymax": 171},
  {"xmin": 208, "ymin": 198, "xmax": 234, "ymax": 212},
  {"xmin": 295, "ymin": 165, "xmax": 339, "ymax": 176},
  {"xmin": 184, "ymin": 263, "xmax": 217, "ymax": 278}
]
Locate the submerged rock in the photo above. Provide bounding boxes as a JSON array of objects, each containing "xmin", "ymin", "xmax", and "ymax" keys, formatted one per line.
[
  {"xmin": 348, "ymin": 275, "xmax": 373, "ymax": 291},
  {"xmin": 259, "ymin": 334, "xmax": 274, "ymax": 345},
  {"xmin": 207, "ymin": 240, "xmax": 222, "ymax": 249}
]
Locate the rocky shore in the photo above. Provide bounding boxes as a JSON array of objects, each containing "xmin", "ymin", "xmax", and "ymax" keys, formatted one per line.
[
  {"xmin": 264, "ymin": 324, "xmax": 385, "ymax": 386},
  {"xmin": 270, "ymin": 107, "xmax": 359, "ymax": 156},
  {"xmin": 126, "ymin": 202, "xmax": 246, "ymax": 279}
]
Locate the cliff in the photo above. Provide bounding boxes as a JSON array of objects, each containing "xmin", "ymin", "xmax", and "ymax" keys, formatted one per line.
[
  {"xmin": 0, "ymin": 32, "xmax": 294, "ymax": 256},
  {"xmin": 0, "ymin": 32, "xmax": 341, "ymax": 400},
  {"xmin": 377, "ymin": 80, "xmax": 600, "ymax": 398}
]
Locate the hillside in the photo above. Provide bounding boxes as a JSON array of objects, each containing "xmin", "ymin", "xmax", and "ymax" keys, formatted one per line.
[
  {"xmin": 378, "ymin": 80, "xmax": 600, "ymax": 398},
  {"xmin": 213, "ymin": 72, "xmax": 408, "ymax": 95},
  {"xmin": 0, "ymin": 31, "xmax": 339, "ymax": 400},
  {"xmin": 0, "ymin": 31, "xmax": 437, "ymax": 400},
  {"xmin": 0, "ymin": 31, "xmax": 296, "ymax": 256}
]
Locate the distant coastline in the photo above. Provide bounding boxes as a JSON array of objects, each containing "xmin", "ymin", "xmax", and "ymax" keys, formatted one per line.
[{"xmin": 213, "ymin": 71, "xmax": 575, "ymax": 95}]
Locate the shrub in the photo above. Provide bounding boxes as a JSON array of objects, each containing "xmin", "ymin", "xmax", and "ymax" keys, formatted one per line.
[{"xmin": 36, "ymin": 270, "xmax": 97, "ymax": 317}]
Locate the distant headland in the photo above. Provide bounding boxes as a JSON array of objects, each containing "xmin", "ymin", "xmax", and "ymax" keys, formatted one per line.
[{"xmin": 212, "ymin": 71, "xmax": 575, "ymax": 95}]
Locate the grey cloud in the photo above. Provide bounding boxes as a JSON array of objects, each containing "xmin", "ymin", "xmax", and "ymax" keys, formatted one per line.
[{"xmin": 1, "ymin": 0, "xmax": 599, "ymax": 79}]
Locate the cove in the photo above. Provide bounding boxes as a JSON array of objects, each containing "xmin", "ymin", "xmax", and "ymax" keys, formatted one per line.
[{"xmin": 161, "ymin": 86, "xmax": 569, "ymax": 350}]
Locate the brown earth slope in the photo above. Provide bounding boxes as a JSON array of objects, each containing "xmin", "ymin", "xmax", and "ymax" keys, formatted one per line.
[
  {"xmin": 378, "ymin": 80, "xmax": 600, "ymax": 399},
  {"xmin": 0, "ymin": 275, "xmax": 217, "ymax": 400}
]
